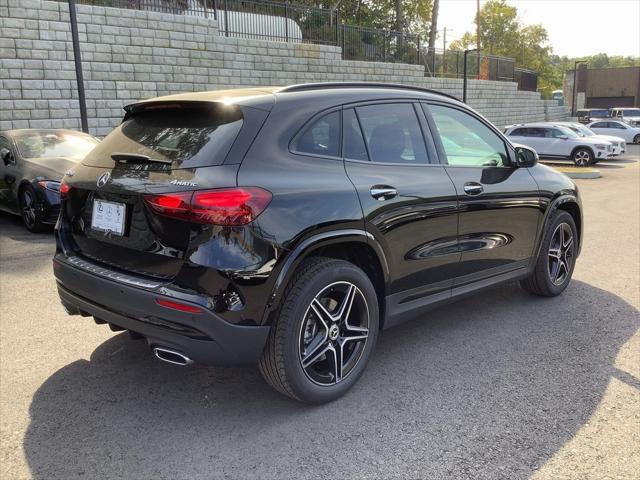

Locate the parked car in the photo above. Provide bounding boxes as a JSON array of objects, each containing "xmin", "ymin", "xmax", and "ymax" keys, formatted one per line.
[
  {"xmin": 555, "ymin": 121, "xmax": 626, "ymax": 156},
  {"xmin": 587, "ymin": 119, "xmax": 640, "ymax": 144},
  {"xmin": 504, "ymin": 123, "xmax": 613, "ymax": 166},
  {"xmin": 53, "ymin": 84, "xmax": 583, "ymax": 403},
  {"xmin": 576, "ymin": 108, "xmax": 610, "ymax": 124},
  {"xmin": 0, "ymin": 129, "xmax": 100, "ymax": 232},
  {"xmin": 609, "ymin": 108, "xmax": 640, "ymax": 127}
]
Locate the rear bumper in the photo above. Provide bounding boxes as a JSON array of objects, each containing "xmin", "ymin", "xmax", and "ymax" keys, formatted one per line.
[{"xmin": 53, "ymin": 254, "xmax": 270, "ymax": 366}]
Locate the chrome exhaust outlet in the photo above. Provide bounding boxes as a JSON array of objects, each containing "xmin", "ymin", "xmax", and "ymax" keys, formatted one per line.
[{"xmin": 153, "ymin": 347, "xmax": 194, "ymax": 366}]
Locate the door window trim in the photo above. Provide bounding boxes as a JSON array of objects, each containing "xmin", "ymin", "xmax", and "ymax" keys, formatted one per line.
[
  {"xmin": 420, "ymin": 101, "xmax": 516, "ymax": 168},
  {"xmin": 341, "ymin": 99, "xmax": 438, "ymax": 167},
  {"xmin": 289, "ymin": 106, "xmax": 344, "ymax": 161}
]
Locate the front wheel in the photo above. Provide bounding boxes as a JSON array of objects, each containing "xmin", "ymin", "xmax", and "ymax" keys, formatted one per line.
[
  {"xmin": 520, "ymin": 210, "xmax": 577, "ymax": 297},
  {"xmin": 572, "ymin": 148, "xmax": 593, "ymax": 167},
  {"xmin": 259, "ymin": 257, "xmax": 379, "ymax": 403}
]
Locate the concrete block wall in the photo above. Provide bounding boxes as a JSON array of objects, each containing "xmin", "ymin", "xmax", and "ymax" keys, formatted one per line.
[{"xmin": 1, "ymin": 0, "xmax": 566, "ymax": 136}]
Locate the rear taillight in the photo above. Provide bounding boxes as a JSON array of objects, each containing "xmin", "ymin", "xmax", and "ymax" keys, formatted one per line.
[
  {"xmin": 59, "ymin": 180, "xmax": 71, "ymax": 199},
  {"xmin": 37, "ymin": 180, "xmax": 61, "ymax": 193},
  {"xmin": 144, "ymin": 187, "xmax": 272, "ymax": 226}
]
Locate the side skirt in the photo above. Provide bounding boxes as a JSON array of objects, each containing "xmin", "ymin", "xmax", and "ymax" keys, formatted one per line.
[{"xmin": 383, "ymin": 265, "xmax": 531, "ymax": 330}]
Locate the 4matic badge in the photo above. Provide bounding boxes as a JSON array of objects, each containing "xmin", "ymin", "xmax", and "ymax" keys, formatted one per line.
[{"xmin": 170, "ymin": 179, "xmax": 198, "ymax": 187}]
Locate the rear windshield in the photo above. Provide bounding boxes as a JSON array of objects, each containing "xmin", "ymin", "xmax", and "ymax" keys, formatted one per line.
[
  {"xmin": 15, "ymin": 131, "xmax": 98, "ymax": 161},
  {"xmin": 82, "ymin": 103, "xmax": 243, "ymax": 169},
  {"xmin": 590, "ymin": 110, "xmax": 609, "ymax": 117}
]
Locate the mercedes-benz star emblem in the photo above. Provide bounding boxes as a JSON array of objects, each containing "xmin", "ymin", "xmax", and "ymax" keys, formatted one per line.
[{"xmin": 96, "ymin": 172, "xmax": 111, "ymax": 188}]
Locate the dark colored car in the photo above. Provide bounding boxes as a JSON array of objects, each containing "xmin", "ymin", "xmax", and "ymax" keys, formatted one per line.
[
  {"xmin": 576, "ymin": 108, "xmax": 610, "ymax": 124},
  {"xmin": 53, "ymin": 84, "xmax": 583, "ymax": 403},
  {"xmin": 0, "ymin": 129, "xmax": 99, "ymax": 232}
]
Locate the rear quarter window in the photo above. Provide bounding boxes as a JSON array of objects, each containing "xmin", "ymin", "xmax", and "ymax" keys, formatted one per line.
[{"xmin": 83, "ymin": 103, "xmax": 244, "ymax": 169}]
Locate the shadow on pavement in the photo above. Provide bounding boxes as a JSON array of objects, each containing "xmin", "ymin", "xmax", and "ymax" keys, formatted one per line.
[{"xmin": 23, "ymin": 281, "xmax": 639, "ymax": 479}]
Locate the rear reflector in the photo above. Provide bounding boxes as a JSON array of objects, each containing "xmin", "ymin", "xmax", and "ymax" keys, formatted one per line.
[
  {"xmin": 144, "ymin": 187, "xmax": 271, "ymax": 226},
  {"xmin": 156, "ymin": 298, "xmax": 203, "ymax": 314}
]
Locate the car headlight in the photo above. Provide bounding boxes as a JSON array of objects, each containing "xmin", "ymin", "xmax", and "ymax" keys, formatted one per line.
[
  {"xmin": 37, "ymin": 180, "xmax": 61, "ymax": 193},
  {"xmin": 595, "ymin": 144, "xmax": 606, "ymax": 150}
]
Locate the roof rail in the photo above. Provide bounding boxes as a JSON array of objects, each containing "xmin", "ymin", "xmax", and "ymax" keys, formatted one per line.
[{"xmin": 276, "ymin": 82, "xmax": 461, "ymax": 102}]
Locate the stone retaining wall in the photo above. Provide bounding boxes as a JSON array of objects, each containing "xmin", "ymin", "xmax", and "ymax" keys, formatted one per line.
[{"xmin": 0, "ymin": 0, "xmax": 568, "ymax": 136}]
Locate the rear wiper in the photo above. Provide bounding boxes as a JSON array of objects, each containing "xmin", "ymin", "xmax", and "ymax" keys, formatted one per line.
[{"xmin": 111, "ymin": 152, "xmax": 172, "ymax": 165}]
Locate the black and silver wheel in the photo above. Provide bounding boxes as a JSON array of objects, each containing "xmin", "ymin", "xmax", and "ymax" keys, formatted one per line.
[
  {"xmin": 572, "ymin": 148, "xmax": 593, "ymax": 167},
  {"xmin": 521, "ymin": 210, "xmax": 577, "ymax": 297},
  {"xmin": 259, "ymin": 257, "xmax": 379, "ymax": 403},
  {"xmin": 20, "ymin": 184, "xmax": 44, "ymax": 233},
  {"xmin": 634, "ymin": 134, "xmax": 640, "ymax": 144}
]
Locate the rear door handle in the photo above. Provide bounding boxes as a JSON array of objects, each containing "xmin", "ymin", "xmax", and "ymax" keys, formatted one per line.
[
  {"xmin": 370, "ymin": 185, "xmax": 398, "ymax": 201},
  {"xmin": 463, "ymin": 182, "xmax": 484, "ymax": 195}
]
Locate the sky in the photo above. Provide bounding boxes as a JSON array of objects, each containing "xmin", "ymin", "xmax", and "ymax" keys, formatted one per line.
[{"xmin": 437, "ymin": 0, "xmax": 640, "ymax": 58}]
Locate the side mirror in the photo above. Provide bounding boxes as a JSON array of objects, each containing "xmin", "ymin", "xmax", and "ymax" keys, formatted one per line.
[
  {"xmin": 558, "ymin": 135, "xmax": 569, "ymax": 140},
  {"xmin": 0, "ymin": 148, "xmax": 12, "ymax": 165},
  {"xmin": 514, "ymin": 145, "xmax": 538, "ymax": 168}
]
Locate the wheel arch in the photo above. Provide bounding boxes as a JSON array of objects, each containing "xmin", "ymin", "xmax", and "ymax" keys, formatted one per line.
[
  {"xmin": 536, "ymin": 195, "xmax": 583, "ymax": 258},
  {"xmin": 263, "ymin": 230, "xmax": 390, "ymax": 328}
]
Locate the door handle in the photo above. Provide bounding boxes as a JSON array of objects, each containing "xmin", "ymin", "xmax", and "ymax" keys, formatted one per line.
[
  {"xmin": 370, "ymin": 185, "xmax": 398, "ymax": 201},
  {"xmin": 463, "ymin": 182, "xmax": 484, "ymax": 195}
]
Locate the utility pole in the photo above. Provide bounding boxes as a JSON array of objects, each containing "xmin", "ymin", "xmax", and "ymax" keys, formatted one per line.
[
  {"xmin": 68, "ymin": 0, "xmax": 88, "ymax": 133},
  {"xmin": 443, "ymin": 27, "xmax": 447, "ymax": 75},
  {"xmin": 476, "ymin": 0, "xmax": 481, "ymax": 77}
]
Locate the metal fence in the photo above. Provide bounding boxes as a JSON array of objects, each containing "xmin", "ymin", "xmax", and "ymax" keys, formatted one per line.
[
  {"xmin": 64, "ymin": 0, "xmax": 538, "ymax": 90},
  {"xmin": 514, "ymin": 68, "xmax": 539, "ymax": 92}
]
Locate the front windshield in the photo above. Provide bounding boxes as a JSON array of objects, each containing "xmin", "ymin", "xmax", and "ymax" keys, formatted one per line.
[
  {"xmin": 15, "ymin": 131, "xmax": 99, "ymax": 161},
  {"xmin": 570, "ymin": 125, "xmax": 595, "ymax": 137},
  {"xmin": 621, "ymin": 109, "xmax": 640, "ymax": 116},
  {"xmin": 558, "ymin": 126, "xmax": 579, "ymax": 138}
]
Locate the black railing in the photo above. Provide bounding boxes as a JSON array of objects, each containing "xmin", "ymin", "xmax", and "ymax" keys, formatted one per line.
[
  {"xmin": 63, "ymin": 0, "xmax": 537, "ymax": 90},
  {"xmin": 514, "ymin": 68, "xmax": 539, "ymax": 92},
  {"xmin": 340, "ymin": 25, "xmax": 420, "ymax": 64},
  {"xmin": 214, "ymin": 0, "xmax": 339, "ymax": 45}
]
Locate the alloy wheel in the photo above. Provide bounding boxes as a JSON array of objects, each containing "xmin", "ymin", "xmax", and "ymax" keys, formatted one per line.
[
  {"xmin": 298, "ymin": 281, "xmax": 369, "ymax": 386},
  {"xmin": 574, "ymin": 150, "xmax": 590, "ymax": 166},
  {"xmin": 21, "ymin": 189, "xmax": 37, "ymax": 229},
  {"xmin": 548, "ymin": 222, "xmax": 574, "ymax": 285}
]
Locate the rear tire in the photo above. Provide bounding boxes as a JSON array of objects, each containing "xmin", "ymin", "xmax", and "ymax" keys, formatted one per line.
[
  {"xmin": 634, "ymin": 134, "xmax": 640, "ymax": 144},
  {"xmin": 520, "ymin": 210, "xmax": 577, "ymax": 297},
  {"xmin": 19, "ymin": 184, "xmax": 45, "ymax": 233},
  {"xmin": 572, "ymin": 148, "xmax": 593, "ymax": 167},
  {"xmin": 259, "ymin": 257, "xmax": 379, "ymax": 403}
]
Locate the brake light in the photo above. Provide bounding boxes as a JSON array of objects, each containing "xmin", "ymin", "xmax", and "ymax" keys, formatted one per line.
[
  {"xmin": 59, "ymin": 180, "xmax": 71, "ymax": 199},
  {"xmin": 144, "ymin": 187, "xmax": 272, "ymax": 226}
]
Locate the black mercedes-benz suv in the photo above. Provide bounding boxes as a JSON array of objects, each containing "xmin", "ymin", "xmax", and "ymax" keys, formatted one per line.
[{"xmin": 54, "ymin": 83, "xmax": 582, "ymax": 403}]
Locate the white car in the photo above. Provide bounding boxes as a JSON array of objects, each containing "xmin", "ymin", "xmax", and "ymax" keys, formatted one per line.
[
  {"xmin": 609, "ymin": 107, "xmax": 640, "ymax": 127},
  {"xmin": 555, "ymin": 122, "xmax": 626, "ymax": 156},
  {"xmin": 504, "ymin": 123, "xmax": 613, "ymax": 166},
  {"xmin": 587, "ymin": 120, "xmax": 640, "ymax": 144}
]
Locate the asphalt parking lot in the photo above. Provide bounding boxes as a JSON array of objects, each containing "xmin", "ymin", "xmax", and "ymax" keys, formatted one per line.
[{"xmin": 1, "ymin": 147, "xmax": 638, "ymax": 479}]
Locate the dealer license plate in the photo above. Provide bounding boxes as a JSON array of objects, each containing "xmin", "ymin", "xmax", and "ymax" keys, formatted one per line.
[{"xmin": 91, "ymin": 199, "xmax": 126, "ymax": 236}]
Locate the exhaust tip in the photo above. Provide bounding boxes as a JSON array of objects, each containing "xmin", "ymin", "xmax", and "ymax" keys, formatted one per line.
[{"xmin": 153, "ymin": 347, "xmax": 193, "ymax": 366}]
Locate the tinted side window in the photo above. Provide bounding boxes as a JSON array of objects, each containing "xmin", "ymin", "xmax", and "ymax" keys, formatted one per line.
[
  {"xmin": 428, "ymin": 104, "xmax": 509, "ymax": 167},
  {"xmin": 342, "ymin": 109, "xmax": 368, "ymax": 161},
  {"xmin": 591, "ymin": 122, "xmax": 607, "ymax": 128},
  {"xmin": 511, "ymin": 128, "xmax": 528, "ymax": 136},
  {"xmin": 295, "ymin": 111, "xmax": 340, "ymax": 157},
  {"xmin": 356, "ymin": 103, "xmax": 428, "ymax": 164},
  {"xmin": 550, "ymin": 128, "xmax": 566, "ymax": 138},
  {"xmin": 611, "ymin": 122, "xmax": 626, "ymax": 129}
]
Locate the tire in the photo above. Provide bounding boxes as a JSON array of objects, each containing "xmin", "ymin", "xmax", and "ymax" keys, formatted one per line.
[
  {"xmin": 259, "ymin": 257, "xmax": 379, "ymax": 403},
  {"xmin": 520, "ymin": 210, "xmax": 577, "ymax": 297},
  {"xmin": 572, "ymin": 148, "xmax": 593, "ymax": 167},
  {"xmin": 19, "ymin": 184, "xmax": 45, "ymax": 233},
  {"xmin": 634, "ymin": 134, "xmax": 640, "ymax": 144}
]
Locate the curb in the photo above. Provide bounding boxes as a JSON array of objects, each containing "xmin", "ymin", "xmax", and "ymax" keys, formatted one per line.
[{"xmin": 551, "ymin": 167, "xmax": 602, "ymax": 179}]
